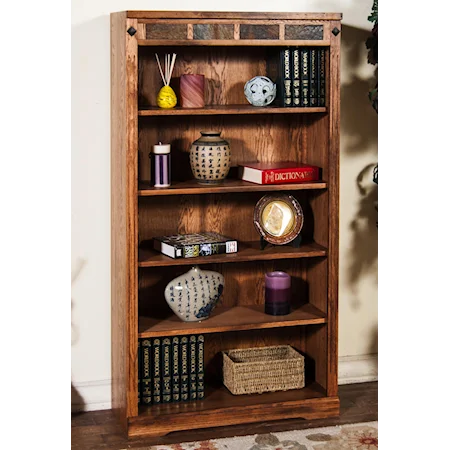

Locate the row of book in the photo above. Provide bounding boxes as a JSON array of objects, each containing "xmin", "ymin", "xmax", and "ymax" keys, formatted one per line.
[
  {"xmin": 138, "ymin": 335, "xmax": 205, "ymax": 405},
  {"xmin": 268, "ymin": 47, "xmax": 326, "ymax": 107}
]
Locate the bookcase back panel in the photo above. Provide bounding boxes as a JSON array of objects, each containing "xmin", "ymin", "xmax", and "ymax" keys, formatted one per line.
[
  {"xmin": 138, "ymin": 114, "xmax": 321, "ymax": 183},
  {"xmin": 138, "ymin": 191, "xmax": 320, "ymax": 244},
  {"xmin": 305, "ymin": 323, "xmax": 328, "ymax": 390},
  {"xmin": 138, "ymin": 46, "xmax": 269, "ymax": 107},
  {"xmin": 203, "ymin": 327, "xmax": 307, "ymax": 385}
]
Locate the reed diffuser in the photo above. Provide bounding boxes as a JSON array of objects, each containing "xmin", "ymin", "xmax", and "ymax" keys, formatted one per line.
[{"xmin": 155, "ymin": 53, "xmax": 177, "ymax": 109}]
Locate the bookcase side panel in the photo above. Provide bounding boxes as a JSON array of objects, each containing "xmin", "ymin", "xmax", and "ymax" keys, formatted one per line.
[
  {"xmin": 111, "ymin": 12, "xmax": 139, "ymax": 425},
  {"xmin": 326, "ymin": 20, "xmax": 341, "ymax": 397}
]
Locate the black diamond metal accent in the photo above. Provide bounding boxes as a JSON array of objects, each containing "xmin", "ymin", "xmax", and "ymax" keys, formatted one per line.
[
  {"xmin": 127, "ymin": 27, "xmax": 137, "ymax": 36},
  {"xmin": 332, "ymin": 27, "xmax": 340, "ymax": 36}
]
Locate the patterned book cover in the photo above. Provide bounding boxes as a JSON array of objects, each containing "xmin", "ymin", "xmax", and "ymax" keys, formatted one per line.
[
  {"xmin": 291, "ymin": 47, "xmax": 301, "ymax": 107},
  {"xmin": 189, "ymin": 335, "xmax": 197, "ymax": 401},
  {"xmin": 280, "ymin": 48, "xmax": 292, "ymax": 106},
  {"xmin": 141, "ymin": 338, "xmax": 152, "ymax": 405},
  {"xmin": 180, "ymin": 336, "xmax": 189, "ymax": 401},
  {"xmin": 137, "ymin": 339, "xmax": 141, "ymax": 405},
  {"xmin": 153, "ymin": 232, "xmax": 238, "ymax": 259},
  {"xmin": 172, "ymin": 336, "xmax": 180, "ymax": 402},
  {"xmin": 318, "ymin": 48, "xmax": 326, "ymax": 106},
  {"xmin": 152, "ymin": 338, "xmax": 162, "ymax": 404},
  {"xmin": 300, "ymin": 48, "xmax": 310, "ymax": 107},
  {"xmin": 266, "ymin": 47, "xmax": 291, "ymax": 107},
  {"xmin": 162, "ymin": 337, "xmax": 172, "ymax": 403},
  {"xmin": 197, "ymin": 335, "xmax": 205, "ymax": 400},
  {"xmin": 310, "ymin": 48, "xmax": 319, "ymax": 107}
]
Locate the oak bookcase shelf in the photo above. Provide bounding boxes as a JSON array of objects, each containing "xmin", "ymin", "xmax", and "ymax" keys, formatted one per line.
[
  {"xmin": 138, "ymin": 179, "xmax": 328, "ymax": 196},
  {"xmin": 138, "ymin": 105, "xmax": 327, "ymax": 116},
  {"xmin": 138, "ymin": 240, "xmax": 327, "ymax": 267},
  {"xmin": 138, "ymin": 304, "xmax": 327, "ymax": 338},
  {"xmin": 111, "ymin": 9, "xmax": 341, "ymax": 441}
]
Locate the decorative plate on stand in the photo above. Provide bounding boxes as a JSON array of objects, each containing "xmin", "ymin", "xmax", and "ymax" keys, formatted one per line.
[{"xmin": 253, "ymin": 194, "xmax": 304, "ymax": 246}]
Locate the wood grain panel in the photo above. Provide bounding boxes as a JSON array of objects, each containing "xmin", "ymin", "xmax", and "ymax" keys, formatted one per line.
[
  {"xmin": 110, "ymin": 11, "xmax": 128, "ymax": 433},
  {"xmin": 129, "ymin": 392, "xmax": 339, "ymax": 438},
  {"xmin": 137, "ymin": 114, "xmax": 317, "ymax": 183},
  {"xmin": 138, "ymin": 303, "xmax": 326, "ymax": 337},
  {"xmin": 138, "ymin": 259, "xmax": 317, "ymax": 337},
  {"xmin": 138, "ymin": 46, "xmax": 268, "ymax": 107},
  {"xmin": 138, "ymin": 179, "xmax": 327, "ymax": 196},
  {"xmin": 305, "ymin": 324, "xmax": 328, "ymax": 391},
  {"xmin": 137, "ymin": 39, "xmax": 331, "ymax": 47},
  {"xmin": 128, "ymin": 11, "xmax": 343, "ymax": 20},
  {"xmin": 203, "ymin": 327, "xmax": 307, "ymax": 385},
  {"xmin": 326, "ymin": 20, "xmax": 341, "ymax": 398},
  {"xmin": 137, "ymin": 192, "xmax": 318, "ymax": 244}
]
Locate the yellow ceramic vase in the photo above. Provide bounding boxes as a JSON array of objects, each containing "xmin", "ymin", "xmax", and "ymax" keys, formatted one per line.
[{"xmin": 157, "ymin": 86, "xmax": 177, "ymax": 109}]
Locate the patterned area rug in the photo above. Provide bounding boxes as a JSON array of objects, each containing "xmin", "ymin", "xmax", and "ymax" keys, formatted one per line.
[{"xmin": 128, "ymin": 421, "xmax": 378, "ymax": 450}]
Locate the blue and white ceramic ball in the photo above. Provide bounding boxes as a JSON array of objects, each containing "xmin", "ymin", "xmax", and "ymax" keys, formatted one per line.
[
  {"xmin": 164, "ymin": 266, "xmax": 224, "ymax": 322},
  {"xmin": 244, "ymin": 76, "xmax": 277, "ymax": 107}
]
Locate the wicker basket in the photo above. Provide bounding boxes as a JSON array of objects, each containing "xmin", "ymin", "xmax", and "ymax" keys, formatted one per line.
[{"xmin": 222, "ymin": 345, "xmax": 305, "ymax": 395}]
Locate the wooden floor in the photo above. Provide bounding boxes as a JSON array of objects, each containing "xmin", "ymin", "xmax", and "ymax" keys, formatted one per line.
[{"xmin": 71, "ymin": 381, "xmax": 377, "ymax": 449}]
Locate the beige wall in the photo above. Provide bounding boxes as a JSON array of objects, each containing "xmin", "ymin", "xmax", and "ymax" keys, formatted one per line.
[{"xmin": 72, "ymin": 0, "xmax": 378, "ymax": 409}]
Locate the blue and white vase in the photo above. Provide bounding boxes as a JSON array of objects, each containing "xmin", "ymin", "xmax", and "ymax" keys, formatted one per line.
[{"xmin": 164, "ymin": 266, "xmax": 224, "ymax": 322}]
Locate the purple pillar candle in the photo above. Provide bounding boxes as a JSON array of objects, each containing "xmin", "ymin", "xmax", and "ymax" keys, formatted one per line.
[
  {"xmin": 265, "ymin": 271, "xmax": 291, "ymax": 316},
  {"xmin": 180, "ymin": 74, "xmax": 205, "ymax": 108}
]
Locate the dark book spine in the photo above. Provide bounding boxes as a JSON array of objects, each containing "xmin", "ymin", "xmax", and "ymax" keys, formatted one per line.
[
  {"xmin": 152, "ymin": 338, "xmax": 162, "ymax": 404},
  {"xmin": 189, "ymin": 335, "xmax": 197, "ymax": 401},
  {"xmin": 197, "ymin": 335, "xmax": 205, "ymax": 400},
  {"xmin": 162, "ymin": 337, "xmax": 172, "ymax": 403},
  {"xmin": 280, "ymin": 48, "xmax": 292, "ymax": 106},
  {"xmin": 180, "ymin": 336, "xmax": 189, "ymax": 402},
  {"xmin": 300, "ymin": 48, "xmax": 310, "ymax": 107},
  {"xmin": 291, "ymin": 47, "xmax": 301, "ymax": 107},
  {"xmin": 172, "ymin": 337, "xmax": 180, "ymax": 402},
  {"xmin": 141, "ymin": 338, "xmax": 152, "ymax": 405},
  {"xmin": 137, "ymin": 339, "xmax": 141, "ymax": 405},
  {"xmin": 309, "ymin": 48, "xmax": 318, "ymax": 107},
  {"xmin": 318, "ymin": 49, "xmax": 326, "ymax": 106}
]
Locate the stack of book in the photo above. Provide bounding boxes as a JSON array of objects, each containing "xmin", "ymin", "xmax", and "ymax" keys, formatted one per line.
[
  {"xmin": 267, "ymin": 47, "xmax": 326, "ymax": 107},
  {"xmin": 138, "ymin": 335, "xmax": 205, "ymax": 405}
]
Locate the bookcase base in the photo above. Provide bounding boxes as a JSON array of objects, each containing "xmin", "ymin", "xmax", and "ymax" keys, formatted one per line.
[{"xmin": 127, "ymin": 396, "xmax": 340, "ymax": 438}]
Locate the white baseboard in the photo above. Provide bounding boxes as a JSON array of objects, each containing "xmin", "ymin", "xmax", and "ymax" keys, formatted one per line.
[
  {"xmin": 72, "ymin": 354, "xmax": 378, "ymax": 412},
  {"xmin": 338, "ymin": 354, "xmax": 378, "ymax": 385},
  {"xmin": 71, "ymin": 379, "xmax": 111, "ymax": 412}
]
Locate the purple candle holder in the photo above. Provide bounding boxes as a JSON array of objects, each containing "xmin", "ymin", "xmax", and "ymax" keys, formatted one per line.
[{"xmin": 265, "ymin": 271, "xmax": 291, "ymax": 316}]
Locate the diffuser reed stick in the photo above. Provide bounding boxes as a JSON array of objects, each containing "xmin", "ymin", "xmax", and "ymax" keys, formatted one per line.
[
  {"xmin": 155, "ymin": 53, "xmax": 177, "ymax": 86},
  {"xmin": 155, "ymin": 53, "xmax": 178, "ymax": 109}
]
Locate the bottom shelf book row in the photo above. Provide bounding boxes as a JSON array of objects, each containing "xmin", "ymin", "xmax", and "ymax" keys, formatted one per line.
[
  {"xmin": 138, "ymin": 334, "xmax": 309, "ymax": 407},
  {"xmin": 138, "ymin": 335, "xmax": 204, "ymax": 405}
]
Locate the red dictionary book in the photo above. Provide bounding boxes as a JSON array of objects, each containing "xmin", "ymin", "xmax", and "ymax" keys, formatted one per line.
[{"xmin": 238, "ymin": 162, "xmax": 320, "ymax": 185}]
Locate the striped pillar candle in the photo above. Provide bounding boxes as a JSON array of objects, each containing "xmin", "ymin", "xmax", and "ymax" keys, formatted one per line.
[
  {"xmin": 180, "ymin": 74, "xmax": 205, "ymax": 108},
  {"xmin": 151, "ymin": 143, "xmax": 171, "ymax": 188}
]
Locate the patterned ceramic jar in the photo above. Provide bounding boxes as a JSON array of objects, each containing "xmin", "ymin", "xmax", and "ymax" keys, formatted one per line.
[
  {"xmin": 189, "ymin": 131, "xmax": 231, "ymax": 184},
  {"xmin": 164, "ymin": 266, "xmax": 224, "ymax": 322}
]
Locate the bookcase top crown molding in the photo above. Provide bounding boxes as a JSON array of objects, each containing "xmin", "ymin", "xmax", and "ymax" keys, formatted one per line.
[
  {"xmin": 120, "ymin": 10, "xmax": 342, "ymax": 46},
  {"xmin": 124, "ymin": 11, "xmax": 343, "ymax": 20}
]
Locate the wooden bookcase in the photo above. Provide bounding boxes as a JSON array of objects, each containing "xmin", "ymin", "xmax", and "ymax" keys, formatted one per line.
[{"xmin": 111, "ymin": 10, "xmax": 341, "ymax": 439}]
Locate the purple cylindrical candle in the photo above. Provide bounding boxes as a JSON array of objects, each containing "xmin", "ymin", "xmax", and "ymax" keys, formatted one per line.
[
  {"xmin": 151, "ymin": 143, "xmax": 171, "ymax": 188},
  {"xmin": 265, "ymin": 271, "xmax": 291, "ymax": 315}
]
